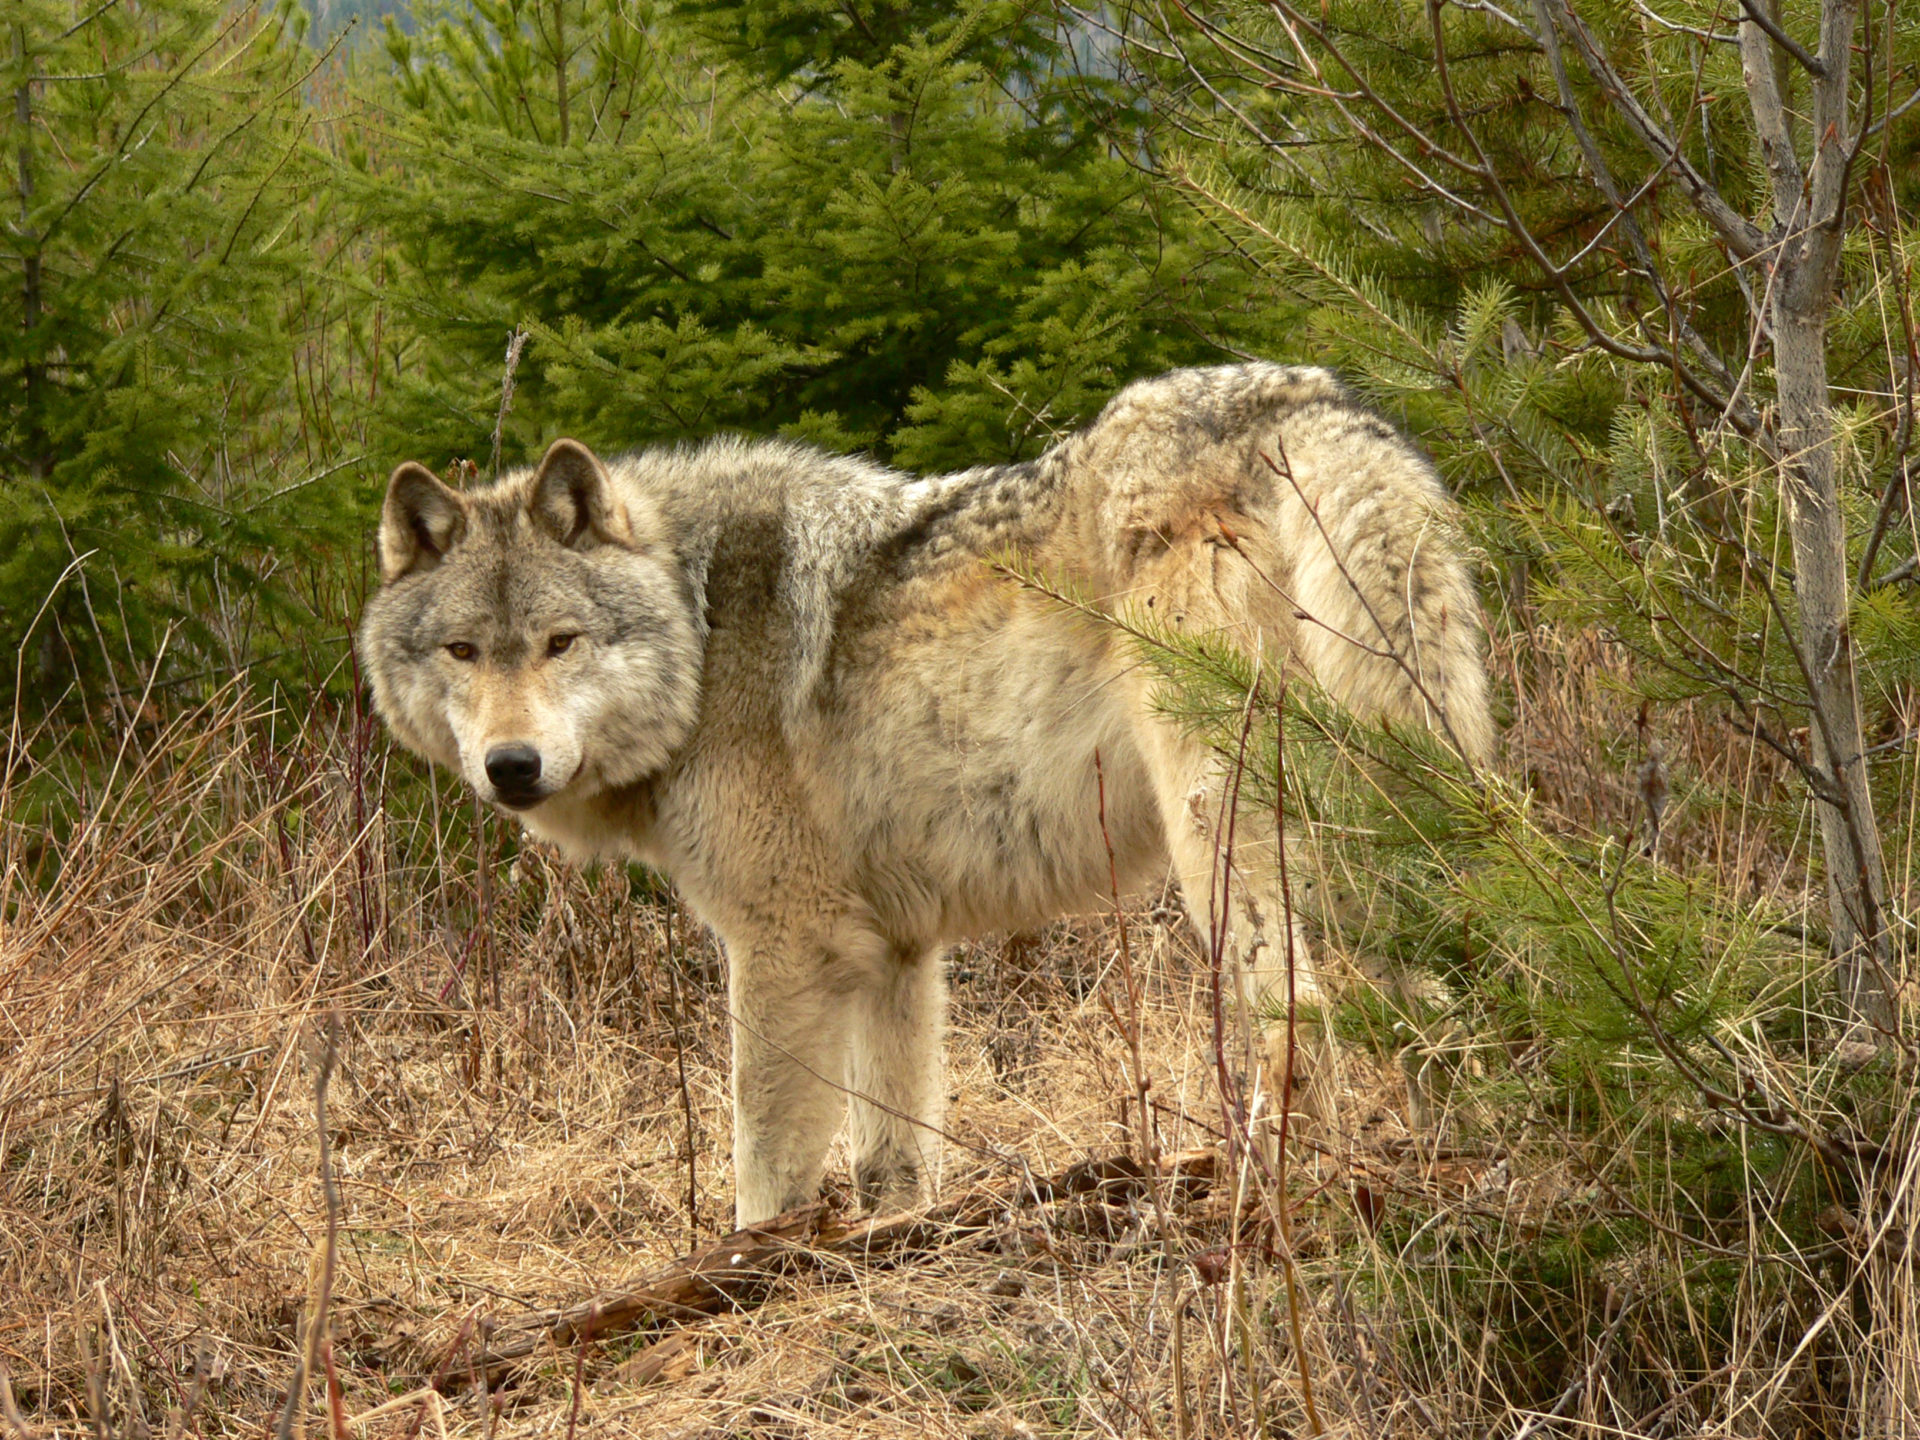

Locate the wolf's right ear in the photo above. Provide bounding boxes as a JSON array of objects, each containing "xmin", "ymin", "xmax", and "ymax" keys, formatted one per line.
[{"xmin": 378, "ymin": 463, "xmax": 469, "ymax": 583}]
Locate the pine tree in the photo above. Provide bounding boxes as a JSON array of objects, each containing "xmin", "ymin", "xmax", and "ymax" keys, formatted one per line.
[
  {"xmin": 346, "ymin": 0, "xmax": 1274, "ymax": 472},
  {"xmin": 1123, "ymin": 0, "xmax": 1920, "ymax": 1031},
  {"xmin": 1, "ymin": 0, "xmax": 328, "ymax": 707}
]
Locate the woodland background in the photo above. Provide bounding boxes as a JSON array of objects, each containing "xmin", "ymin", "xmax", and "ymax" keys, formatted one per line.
[{"xmin": 4, "ymin": 0, "xmax": 1920, "ymax": 1435}]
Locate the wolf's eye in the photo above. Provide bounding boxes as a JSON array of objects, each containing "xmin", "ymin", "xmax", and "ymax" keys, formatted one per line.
[
  {"xmin": 546, "ymin": 633, "xmax": 577, "ymax": 657},
  {"xmin": 446, "ymin": 642, "xmax": 476, "ymax": 662}
]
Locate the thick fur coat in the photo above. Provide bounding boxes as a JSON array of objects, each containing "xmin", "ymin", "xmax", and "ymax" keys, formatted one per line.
[{"xmin": 358, "ymin": 363, "xmax": 1493, "ymax": 1225}]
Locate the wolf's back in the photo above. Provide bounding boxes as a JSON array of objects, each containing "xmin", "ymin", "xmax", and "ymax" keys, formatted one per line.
[{"xmin": 627, "ymin": 366, "xmax": 1492, "ymax": 766}]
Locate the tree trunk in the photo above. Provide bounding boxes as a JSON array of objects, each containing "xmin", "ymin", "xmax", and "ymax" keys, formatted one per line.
[
  {"xmin": 15, "ymin": 27, "xmax": 46, "ymax": 481},
  {"xmin": 552, "ymin": 1, "xmax": 570, "ymax": 146},
  {"xmin": 1773, "ymin": 286, "xmax": 1896, "ymax": 1029},
  {"xmin": 1743, "ymin": 0, "xmax": 1895, "ymax": 1032}
]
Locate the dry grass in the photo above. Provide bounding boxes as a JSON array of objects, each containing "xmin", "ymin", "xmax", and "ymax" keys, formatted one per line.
[{"xmin": 2, "ymin": 642, "xmax": 1916, "ymax": 1439}]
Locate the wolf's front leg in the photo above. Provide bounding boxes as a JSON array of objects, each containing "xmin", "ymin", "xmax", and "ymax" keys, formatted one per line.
[
  {"xmin": 726, "ymin": 939, "xmax": 854, "ymax": 1227},
  {"xmin": 1139, "ymin": 724, "xmax": 1342, "ymax": 1124},
  {"xmin": 846, "ymin": 946, "xmax": 946, "ymax": 1211}
]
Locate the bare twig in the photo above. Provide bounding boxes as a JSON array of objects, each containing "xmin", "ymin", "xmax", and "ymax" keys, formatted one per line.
[
  {"xmin": 664, "ymin": 902, "xmax": 702, "ymax": 1247},
  {"xmin": 488, "ymin": 328, "xmax": 530, "ymax": 481},
  {"xmin": 0, "ymin": 1368, "xmax": 35, "ymax": 1440},
  {"xmin": 1733, "ymin": 0, "xmax": 1825, "ymax": 75},
  {"xmin": 460, "ymin": 1150, "xmax": 1218, "ymax": 1387},
  {"xmin": 275, "ymin": 1016, "xmax": 342, "ymax": 1440},
  {"xmin": 1267, "ymin": 679, "xmax": 1324, "ymax": 1436},
  {"xmin": 1510, "ymin": 1288, "xmax": 1637, "ymax": 1438},
  {"xmin": 563, "ymin": 1304, "xmax": 596, "ymax": 1440},
  {"xmin": 1093, "ymin": 748, "xmax": 1188, "ymax": 1440}
]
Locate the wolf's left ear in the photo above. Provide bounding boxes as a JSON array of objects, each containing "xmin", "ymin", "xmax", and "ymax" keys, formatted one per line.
[
  {"xmin": 379, "ymin": 462, "xmax": 469, "ymax": 583},
  {"xmin": 530, "ymin": 438, "xmax": 631, "ymax": 548}
]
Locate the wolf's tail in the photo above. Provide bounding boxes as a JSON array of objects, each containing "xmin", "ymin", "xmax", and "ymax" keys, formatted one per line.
[
  {"xmin": 1051, "ymin": 361, "xmax": 1495, "ymax": 765},
  {"xmin": 1279, "ymin": 466, "xmax": 1495, "ymax": 767}
]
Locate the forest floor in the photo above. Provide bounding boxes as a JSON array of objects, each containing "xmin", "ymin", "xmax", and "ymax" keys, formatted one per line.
[
  {"xmin": 0, "ymin": 626, "xmax": 1903, "ymax": 1437},
  {"xmin": 0, "ymin": 712, "xmax": 1526, "ymax": 1440}
]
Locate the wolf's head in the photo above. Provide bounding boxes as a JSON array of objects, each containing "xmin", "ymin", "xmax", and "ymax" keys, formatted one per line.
[{"xmin": 357, "ymin": 439, "xmax": 704, "ymax": 812}]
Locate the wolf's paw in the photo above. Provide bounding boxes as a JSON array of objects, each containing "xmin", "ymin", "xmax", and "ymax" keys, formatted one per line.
[
  {"xmin": 1400, "ymin": 1017, "xmax": 1477, "ymax": 1144},
  {"xmin": 852, "ymin": 1158, "xmax": 926, "ymax": 1215},
  {"xmin": 1261, "ymin": 1022, "xmax": 1345, "ymax": 1132}
]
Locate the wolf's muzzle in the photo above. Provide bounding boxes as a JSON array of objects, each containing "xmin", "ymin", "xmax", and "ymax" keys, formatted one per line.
[{"xmin": 485, "ymin": 743, "xmax": 545, "ymax": 808}]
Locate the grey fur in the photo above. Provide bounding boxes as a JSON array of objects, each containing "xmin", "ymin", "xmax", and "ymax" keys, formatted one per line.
[{"xmin": 358, "ymin": 363, "xmax": 1493, "ymax": 1225}]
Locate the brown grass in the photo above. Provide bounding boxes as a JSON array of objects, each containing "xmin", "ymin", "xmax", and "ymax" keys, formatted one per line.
[{"xmin": 3, "ymin": 640, "xmax": 1916, "ymax": 1438}]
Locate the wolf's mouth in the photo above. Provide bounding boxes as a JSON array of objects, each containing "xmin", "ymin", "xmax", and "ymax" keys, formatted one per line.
[{"xmin": 491, "ymin": 787, "xmax": 548, "ymax": 811}]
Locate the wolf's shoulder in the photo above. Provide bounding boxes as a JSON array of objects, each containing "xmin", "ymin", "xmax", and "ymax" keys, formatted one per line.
[
  {"xmin": 597, "ymin": 436, "xmax": 1071, "ymax": 719},
  {"xmin": 602, "ymin": 435, "xmax": 1054, "ymax": 591},
  {"xmin": 603, "ymin": 435, "xmax": 908, "ymax": 527}
]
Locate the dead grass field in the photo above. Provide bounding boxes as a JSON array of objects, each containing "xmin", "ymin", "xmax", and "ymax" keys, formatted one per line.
[{"xmin": 3, "ymin": 627, "xmax": 1916, "ymax": 1438}]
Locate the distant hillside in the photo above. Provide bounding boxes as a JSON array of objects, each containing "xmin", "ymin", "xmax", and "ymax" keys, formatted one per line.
[{"xmin": 305, "ymin": 0, "xmax": 412, "ymax": 45}]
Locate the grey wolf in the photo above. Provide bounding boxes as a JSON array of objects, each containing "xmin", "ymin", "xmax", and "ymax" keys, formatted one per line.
[{"xmin": 358, "ymin": 363, "xmax": 1493, "ymax": 1226}]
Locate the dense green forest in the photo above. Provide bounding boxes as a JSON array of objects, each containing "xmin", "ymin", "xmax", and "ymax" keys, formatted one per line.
[
  {"xmin": 9, "ymin": 0, "xmax": 1914, "ymax": 729},
  {"xmin": 4, "ymin": 0, "xmax": 1920, "ymax": 1432},
  {"xmin": 3, "ymin": 0, "xmax": 1281, "ymax": 705}
]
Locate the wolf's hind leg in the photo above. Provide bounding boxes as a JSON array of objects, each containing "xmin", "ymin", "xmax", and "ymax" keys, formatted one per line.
[
  {"xmin": 847, "ymin": 946, "xmax": 946, "ymax": 1211},
  {"xmin": 1138, "ymin": 721, "xmax": 1343, "ymax": 1125},
  {"xmin": 727, "ymin": 938, "xmax": 855, "ymax": 1228}
]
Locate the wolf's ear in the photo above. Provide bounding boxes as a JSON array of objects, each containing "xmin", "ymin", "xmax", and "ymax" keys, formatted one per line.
[
  {"xmin": 379, "ymin": 462, "xmax": 469, "ymax": 583},
  {"xmin": 529, "ymin": 438, "xmax": 630, "ymax": 548}
]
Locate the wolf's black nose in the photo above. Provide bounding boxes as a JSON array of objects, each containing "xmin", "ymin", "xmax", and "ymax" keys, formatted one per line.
[{"xmin": 485, "ymin": 744, "xmax": 543, "ymax": 794}]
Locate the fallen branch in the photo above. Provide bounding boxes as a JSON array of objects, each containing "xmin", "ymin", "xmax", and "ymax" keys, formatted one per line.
[{"xmin": 459, "ymin": 1149, "xmax": 1217, "ymax": 1388}]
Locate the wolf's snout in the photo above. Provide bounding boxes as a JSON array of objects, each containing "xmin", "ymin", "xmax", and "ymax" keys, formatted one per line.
[{"xmin": 485, "ymin": 743, "xmax": 544, "ymax": 803}]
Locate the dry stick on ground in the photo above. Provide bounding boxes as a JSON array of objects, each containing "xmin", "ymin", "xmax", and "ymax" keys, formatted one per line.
[
  {"xmin": 663, "ymin": 903, "xmax": 700, "ymax": 1247},
  {"xmin": 1093, "ymin": 748, "xmax": 1189, "ymax": 1440},
  {"xmin": 274, "ymin": 1017, "xmax": 342, "ymax": 1440},
  {"xmin": 459, "ymin": 1149, "xmax": 1219, "ymax": 1389}
]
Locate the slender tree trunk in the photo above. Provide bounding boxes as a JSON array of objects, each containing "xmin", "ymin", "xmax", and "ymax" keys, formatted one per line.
[
  {"xmin": 1743, "ymin": 0, "xmax": 1895, "ymax": 1030},
  {"xmin": 15, "ymin": 26, "xmax": 46, "ymax": 481},
  {"xmin": 552, "ymin": 1, "xmax": 570, "ymax": 146},
  {"xmin": 1774, "ymin": 282, "xmax": 1896, "ymax": 1028}
]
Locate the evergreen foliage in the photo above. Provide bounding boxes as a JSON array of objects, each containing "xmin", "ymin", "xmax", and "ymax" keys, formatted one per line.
[
  {"xmin": 1, "ymin": 0, "xmax": 337, "ymax": 704},
  {"xmin": 347, "ymin": 0, "xmax": 1269, "ymax": 472}
]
